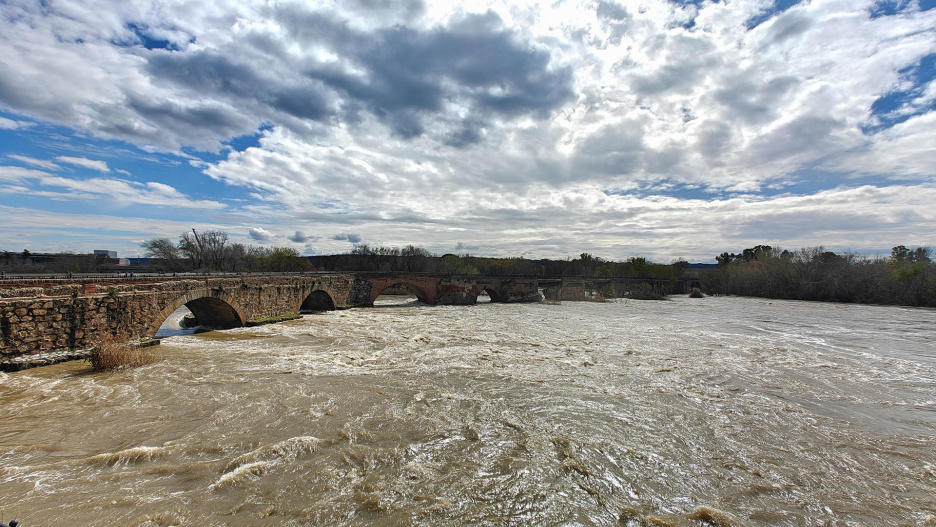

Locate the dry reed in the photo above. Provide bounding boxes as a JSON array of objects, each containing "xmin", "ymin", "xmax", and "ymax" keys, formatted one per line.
[{"xmin": 86, "ymin": 334, "xmax": 157, "ymax": 372}]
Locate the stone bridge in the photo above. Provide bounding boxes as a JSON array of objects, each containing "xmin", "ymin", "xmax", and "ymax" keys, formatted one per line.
[{"xmin": 0, "ymin": 273, "xmax": 542, "ymax": 360}]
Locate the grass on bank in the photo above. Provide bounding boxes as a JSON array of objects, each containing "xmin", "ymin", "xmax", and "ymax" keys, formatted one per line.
[{"xmin": 86, "ymin": 334, "xmax": 157, "ymax": 372}]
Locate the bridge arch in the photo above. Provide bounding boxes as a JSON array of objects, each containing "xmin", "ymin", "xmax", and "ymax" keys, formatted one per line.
[
  {"xmin": 370, "ymin": 281, "xmax": 432, "ymax": 305},
  {"xmin": 476, "ymin": 287, "xmax": 501, "ymax": 303},
  {"xmin": 147, "ymin": 291, "xmax": 246, "ymax": 337},
  {"xmin": 300, "ymin": 289, "xmax": 336, "ymax": 312}
]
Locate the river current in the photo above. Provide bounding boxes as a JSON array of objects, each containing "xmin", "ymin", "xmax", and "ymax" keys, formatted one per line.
[{"xmin": 1, "ymin": 296, "xmax": 934, "ymax": 526}]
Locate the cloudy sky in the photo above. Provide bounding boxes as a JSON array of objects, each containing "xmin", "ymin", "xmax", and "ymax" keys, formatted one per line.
[{"xmin": 1, "ymin": 0, "xmax": 934, "ymax": 262}]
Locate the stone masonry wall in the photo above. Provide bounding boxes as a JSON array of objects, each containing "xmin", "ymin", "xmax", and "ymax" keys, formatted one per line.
[
  {"xmin": 0, "ymin": 274, "xmax": 366, "ymax": 360},
  {"xmin": 0, "ymin": 273, "xmax": 540, "ymax": 361}
]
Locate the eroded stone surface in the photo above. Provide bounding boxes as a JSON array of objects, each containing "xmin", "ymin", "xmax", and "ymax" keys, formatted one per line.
[{"xmin": 1, "ymin": 274, "xmax": 542, "ymax": 360}]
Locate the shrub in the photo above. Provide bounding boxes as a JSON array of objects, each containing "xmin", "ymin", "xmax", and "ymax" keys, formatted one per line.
[
  {"xmin": 86, "ymin": 335, "xmax": 157, "ymax": 372},
  {"xmin": 627, "ymin": 282, "xmax": 667, "ymax": 300},
  {"xmin": 589, "ymin": 291, "xmax": 607, "ymax": 302},
  {"xmin": 689, "ymin": 287, "xmax": 704, "ymax": 298}
]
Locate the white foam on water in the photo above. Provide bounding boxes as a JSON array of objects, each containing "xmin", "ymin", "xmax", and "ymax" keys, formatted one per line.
[
  {"xmin": 87, "ymin": 446, "xmax": 168, "ymax": 467},
  {"xmin": 211, "ymin": 461, "xmax": 272, "ymax": 490},
  {"xmin": 3, "ymin": 296, "xmax": 935, "ymax": 525},
  {"xmin": 223, "ymin": 435, "xmax": 321, "ymax": 473}
]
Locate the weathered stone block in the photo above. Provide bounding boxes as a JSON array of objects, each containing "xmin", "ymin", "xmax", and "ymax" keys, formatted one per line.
[{"xmin": 1, "ymin": 273, "xmax": 542, "ymax": 361}]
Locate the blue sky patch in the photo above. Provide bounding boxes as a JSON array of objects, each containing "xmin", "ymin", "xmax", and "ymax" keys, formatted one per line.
[
  {"xmin": 869, "ymin": 0, "xmax": 916, "ymax": 18},
  {"xmin": 223, "ymin": 124, "xmax": 273, "ymax": 153},
  {"xmin": 746, "ymin": 0, "xmax": 806, "ymax": 30},
  {"xmin": 863, "ymin": 53, "xmax": 936, "ymax": 134},
  {"xmin": 0, "ymin": 118, "xmax": 246, "ymax": 218},
  {"xmin": 116, "ymin": 23, "xmax": 194, "ymax": 51}
]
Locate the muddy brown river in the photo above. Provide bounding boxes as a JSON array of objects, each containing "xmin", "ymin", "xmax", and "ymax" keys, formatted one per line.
[{"xmin": 1, "ymin": 296, "xmax": 934, "ymax": 526}]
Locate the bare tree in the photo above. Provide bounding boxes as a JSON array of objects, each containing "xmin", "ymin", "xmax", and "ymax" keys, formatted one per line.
[
  {"xmin": 200, "ymin": 230, "xmax": 229, "ymax": 271},
  {"xmin": 224, "ymin": 243, "xmax": 248, "ymax": 272},
  {"xmin": 140, "ymin": 237, "xmax": 185, "ymax": 271},
  {"xmin": 178, "ymin": 232, "xmax": 202, "ymax": 270}
]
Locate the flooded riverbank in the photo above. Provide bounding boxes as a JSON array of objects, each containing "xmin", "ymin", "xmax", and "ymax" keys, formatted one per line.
[{"xmin": 1, "ymin": 296, "xmax": 934, "ymax": 525}]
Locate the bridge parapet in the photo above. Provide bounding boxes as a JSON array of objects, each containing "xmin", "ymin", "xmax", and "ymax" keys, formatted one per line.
[{"xmin": 0, "ymin": 273, "xmax": 541, "ymax": 362}]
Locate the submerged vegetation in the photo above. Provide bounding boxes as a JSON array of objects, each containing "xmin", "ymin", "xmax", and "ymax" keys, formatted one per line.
[
  {"xmin": 86, "ymin": 335, "xmax": 157, "ymax": 372},
  {"xmin": 702, "ymin": 245, "xmax": 935, "ymax": 307},
  {"xmin": 625, "ymin": 282, "xmax": 668, "ymax": 301}
]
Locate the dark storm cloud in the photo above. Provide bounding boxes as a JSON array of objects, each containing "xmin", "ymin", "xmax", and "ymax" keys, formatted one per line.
[
  {"xmin": 746, "ymin": 115, "xmax": 842, "ymax": 163},
  {"xmin": 146, "ymin": 50, "xmax": 263, "ymax": 99},
  {"xmin": 597, "ymin": 1, "xmax": 630, "ymax": 21},
  {"xmin": 695, "ymin": 119, "xmax": 734, "ymax": 162},
  {"xmin": 0, "ymin": 62, "xmax": 36, "ymax": 109},
  {"xmin": 444, "ymin": 117, "xmax": 486, "ymax": 147},
  {"xmin": 596, "ymin": 1, "xmax": 631, "ymax": 46},
  {"xmin": 273, "ymin": 8, "xmax": 574, "ymax": 142},
  {"xmin": 713, "ymin": 76, "xmax": 797, "ymax": 125},
  {"xmin": 269, "ymin": 85, "xmax": 334, "ymax": 122},
  {"xmin": 763, "ymin": 11, "xmax": 814, "ymax": 46},
  {"xmin": 130, "ymin": 8, "xmax": 573, "ymax": 146},
  {"xmin": 345, "ymin": 0, "xmax": 426, "ymax": 20},
  {"xmin": 127, "ymin": 94, "xmax": 252, "ymax": 137},
  {"xmin": 629, "ymin": 34, "xmax": 718, "ymax": 95},
  {"xmin": 144, "ymin": 49, "xmax": 336, "ymax": 123},
  {"xmin": 0, "ymin": 61, "xmax": 72, "ymax": 122},
  {"xmin": 574, "ymin": 121, "xmax": 647, "ymax": 176}
]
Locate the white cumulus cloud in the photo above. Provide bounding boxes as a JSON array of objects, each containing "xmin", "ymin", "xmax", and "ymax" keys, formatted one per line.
[
  {"xmin": 55, "ymin": 156, "xmax": 110, "ymax": 172},
  {"xmin": 248, "ymin": 227, "xmax": 275, "ymax": 241}
]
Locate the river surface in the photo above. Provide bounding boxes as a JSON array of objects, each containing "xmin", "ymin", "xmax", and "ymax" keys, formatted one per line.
[{"xmin": 1, "ymin": 296, "xmax": 934, "ymax": 526}]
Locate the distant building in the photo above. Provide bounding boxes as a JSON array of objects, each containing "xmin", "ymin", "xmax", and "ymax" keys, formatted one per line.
[{"xmin": 94, "ymin": 250, "xmax": 118, "ymax": 259}]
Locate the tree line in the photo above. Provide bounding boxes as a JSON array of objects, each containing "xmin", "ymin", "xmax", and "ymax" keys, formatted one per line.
[
  {"xmin": 312, "ymin": 246, "xmax": 678, "ymax": 281},
  {"xmin": 702, "ymin": 244, "xmax": 935, "ymax": 307},
  {"xmin": 0, "ymin": 250, "xmax": 113, "ymax": 274},
  {"xmin": 10, "ymin": 230, "xmax": 934, "ymax": 307},
  {"xmin": 140, "ymin": 230, "xmax": 311, "ymax": 272}
]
